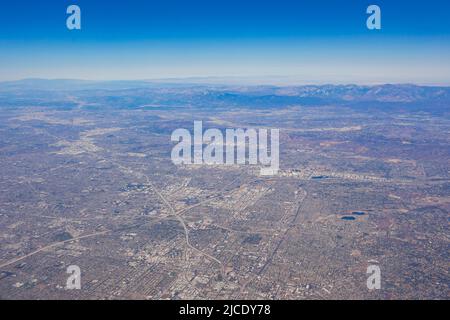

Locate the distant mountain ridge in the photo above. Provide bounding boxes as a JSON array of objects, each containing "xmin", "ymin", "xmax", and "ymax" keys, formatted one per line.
[
  {"xmin": 0, "ymin": 79, "xmax": 449, "ymax": 114},
  {"xmin": 1, "ymin": 79, "xmax": 449, "ymax": 101}
]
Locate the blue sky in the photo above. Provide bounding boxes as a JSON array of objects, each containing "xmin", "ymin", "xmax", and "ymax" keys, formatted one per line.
[{"xmin": 1, "ymin": 0, "xmax": 449, "ymax": 84}]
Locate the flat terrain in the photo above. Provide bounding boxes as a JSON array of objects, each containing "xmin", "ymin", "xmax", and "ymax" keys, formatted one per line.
[{"xmin": 0, "ymin": 82, "xmax": 448, "ymax": 299}]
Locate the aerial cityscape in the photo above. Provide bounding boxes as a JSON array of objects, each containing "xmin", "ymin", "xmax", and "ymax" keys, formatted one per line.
[
  {"xmin": 0, "ymin": 80, "xmax": 448, "ymax": 299},
  {"xmin": 0, "ymin": 0, "xmax": 449, "ymax": 301}
]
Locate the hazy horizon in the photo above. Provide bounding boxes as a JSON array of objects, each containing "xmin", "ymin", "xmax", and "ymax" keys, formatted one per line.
[{"xmin": 3, "ymin": 77, "xmax": 450, "ymax": 88}]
